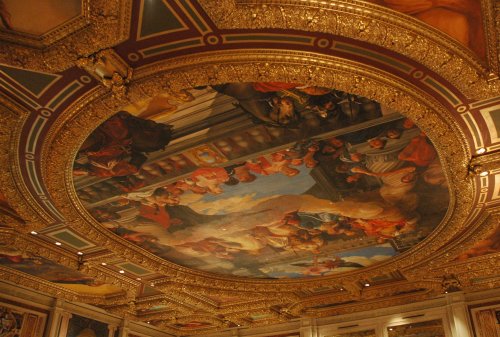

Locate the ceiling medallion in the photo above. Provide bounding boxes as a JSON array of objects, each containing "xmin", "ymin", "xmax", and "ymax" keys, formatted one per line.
[{"xmin": 42, "ymin": 54, "xmax": 473, "ymax": 293}]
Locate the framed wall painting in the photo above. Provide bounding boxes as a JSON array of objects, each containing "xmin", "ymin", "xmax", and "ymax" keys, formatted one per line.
[
  {"xmin": 470, "ymin": 303, "xmax": 500, "ymax": 337},
  {"xmin": 387, "ymin": 319, "xmax": 446, "ymax": 337},
  {"xmin": 0, "ymin": 300, "xmax": 47, "ymax": 337},
  {"xmin": 66, "ymin": 314, "xmax": 114, "ymax": 337}
]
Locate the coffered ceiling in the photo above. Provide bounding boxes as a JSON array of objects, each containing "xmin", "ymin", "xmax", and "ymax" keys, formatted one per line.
[{"xmin": 0, "ymin": 0, "xmax": 499, "ymax": 335}]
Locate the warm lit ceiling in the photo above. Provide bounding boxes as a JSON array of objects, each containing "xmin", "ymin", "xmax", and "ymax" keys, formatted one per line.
[{"xmin": 0, "ymin": 0, "xmax": 499, "ymax": 335}]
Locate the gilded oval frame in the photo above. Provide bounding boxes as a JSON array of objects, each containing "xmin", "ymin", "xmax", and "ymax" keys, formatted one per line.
[{"xmin": 41, "ymin": 49, "xmax": 475, "ymax": 292}]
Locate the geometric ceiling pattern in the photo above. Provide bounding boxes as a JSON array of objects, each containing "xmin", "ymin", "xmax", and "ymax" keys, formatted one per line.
[{"xmin": 0, "ymin": 0, "xmax": 499, "ymax": 335}]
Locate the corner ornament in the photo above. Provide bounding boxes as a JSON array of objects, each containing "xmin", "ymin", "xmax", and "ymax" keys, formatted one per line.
[{"xmin": 77, "ymin": 49, "xmax": 133, "ymax": 98}]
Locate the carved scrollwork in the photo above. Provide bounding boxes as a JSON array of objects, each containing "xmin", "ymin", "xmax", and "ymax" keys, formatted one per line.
[
  {"xmin": 77, "ymin": 49, "xmax": 133, "ymax": 98},
  {"xmin": 199, "ymin": 0, "xmax": 500, "ymax": 100},
  {"xmin": 0, "ymin": 0, "xmax": 132, "ymax": 72}
]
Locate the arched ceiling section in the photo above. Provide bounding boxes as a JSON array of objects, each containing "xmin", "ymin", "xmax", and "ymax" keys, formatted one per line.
[{"xmin": 0, "ymin": 0, "xmax": 499, "ymax": 334}]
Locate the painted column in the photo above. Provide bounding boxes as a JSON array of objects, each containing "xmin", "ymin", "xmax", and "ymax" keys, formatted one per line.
[
  {"xmin": 108, "ymin": 324, "xmax": 118, "ymax": 337},
  {"xmin": 446, "ymin": 292, "xmax": 473, "ymax": 337},
  {"xmin": 57, "ymin": 311, "xmax": 72, "ymax": 337},
  {"xmin": 118, "ymin": 319, "xmax": 129, "ymax": 337},
  {"xmin": 376, "ymin": 321, "xmax": 388, "ymax": 337},
  {"xmin": 46, "ymin": 299, "xmax": 71, "ymax": 337},
  {"xmin": 300, "ymin": 318, "xmax": 318, "ymax": 337}
]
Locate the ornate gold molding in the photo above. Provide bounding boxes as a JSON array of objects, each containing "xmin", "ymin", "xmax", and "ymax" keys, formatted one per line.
[
  {"xmin": 0, "ymin": 266, "xmax": 112, "ymax": 306},
  {"xmin": 397, "ymin": 211, "xmax": 500, "ymax": 302},
  {"xmin": 0, "ymin": 0, "xmax": 90, "ymax": 48},
  {"xmin": 136, "ymin": 310, "xmax": 178, "ymax": 322},
  {"xmin": 0, "ymin": 0, "xmax": 132, "ymax": 72},
  {"xmin": 199, "ymin": 0, "xmax": 499, "ymax": 100},
  {"xmin": 481, "ymin": 0, "xmax": 500, "ymax": 75},
  {"xmin": 77, "ymin": 48, "xmax": 133, "ymax": 98},
  {"xmin": 0, "ymin": 102, "xmax": 54, "ymax": 227},
  {"xmin": 401, "ymin": 211, "xmax": 495, "ymax": 274},
  {"xmin": 300, "ymin": 290, "xmax": 436, "ymax": 318},
  {"xmin": 418, "ymin": 249, "xmax": 500, "ymax": 291},
  {"xmin": 1, "ymin": 47, "xmax": 485, "ymax": 327},
  {"xmin": 41, "ymin": 50, "xmax": 473, "ymax": 295},
  {"xmin": 288, "ymin": 280, "xmax": 440, "ymax": 316},
  {"xmin": 0, "ymin": 0, "xmax": 497, "ymax": 322},
  {"xmin": 0, "ymin": 228, "xmax": 140, "ymax": 303},
  {"xmin": 470, "ymin": 152, "xmax": 500, "ymax": 175}
]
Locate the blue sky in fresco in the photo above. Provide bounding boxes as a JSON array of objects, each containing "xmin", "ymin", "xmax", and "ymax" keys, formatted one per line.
[{"xmin": 198, "ymin": 164, "xmax": 315, "ymax": 205}]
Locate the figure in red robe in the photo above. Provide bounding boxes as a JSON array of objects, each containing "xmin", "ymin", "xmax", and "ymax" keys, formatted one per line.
[{"xmin": 398, "ymin": 133, "xmax": 437, "ymax": 167}]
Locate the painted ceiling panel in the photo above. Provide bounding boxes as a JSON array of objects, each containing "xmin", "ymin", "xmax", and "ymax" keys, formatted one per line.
[
  {"xmin": 365, "ymin": 0, "xmax": 486, "ymax": 59},
  {"xmin": 75, "ymin": 83, "xmax": 448, "ymax": 279},
  {"xmin": 138, "ymin": 0, "xmax": 187, "ymax": 40},
  {"xmin": 0, "ymin": 65, "xmax": 60, "ymax": 97},
  {"xmin": 0, "ymin": 0, "xmax": 81, "ymax": 35}
]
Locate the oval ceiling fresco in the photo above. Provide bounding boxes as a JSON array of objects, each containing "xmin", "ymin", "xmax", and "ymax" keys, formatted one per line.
[{"xmin": 73, "ymin": 82, "xmax": 449, "ymax": 279}]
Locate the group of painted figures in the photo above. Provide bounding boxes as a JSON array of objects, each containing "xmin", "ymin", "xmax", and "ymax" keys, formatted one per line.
[
  {"xmin": 160, "ymin": 122, "xmax": 444, "ymax": 258},
  {"xmin": 0, "ymin": 307, "xmax": 20, "ymax": 337},
  {"xmin": 73, "ymin": 82, "xmax": 385, "ymax": 180},
  {"xmin": 72, "ymin": 82, "xmax": 451, "ymax": 277}
]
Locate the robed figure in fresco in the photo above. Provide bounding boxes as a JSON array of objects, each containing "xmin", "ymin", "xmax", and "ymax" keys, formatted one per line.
[
  {"xmin": 74, "ymin": 111, "xmax": 172, "ymax": 178},
  {"xmin": 212, "ymin": 83, "xmax": 384, "ymax": 129}
]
